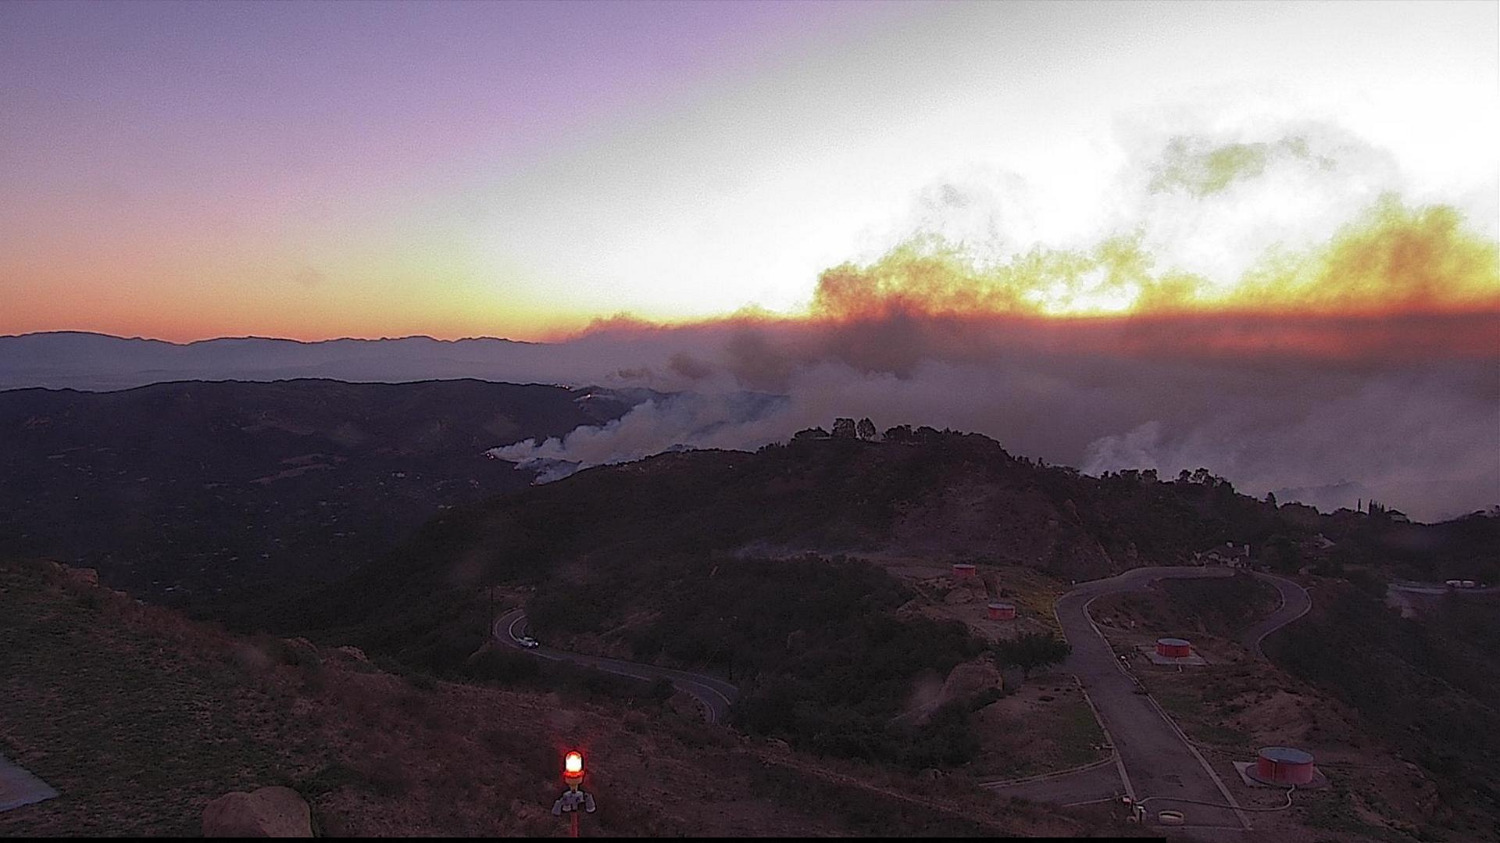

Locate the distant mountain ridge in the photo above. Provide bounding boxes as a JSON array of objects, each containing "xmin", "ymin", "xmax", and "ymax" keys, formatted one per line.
[{"xmin": 0, "ymin": 331, "xmax": 599, "ymax": 391}]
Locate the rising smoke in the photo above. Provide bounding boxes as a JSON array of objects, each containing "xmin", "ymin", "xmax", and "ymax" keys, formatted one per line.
[{"xmin": 492, "ymin": 118, "xmax": 1499, "ymax": 522}]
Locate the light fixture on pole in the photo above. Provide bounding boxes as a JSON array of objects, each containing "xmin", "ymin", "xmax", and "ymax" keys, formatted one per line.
[{"xmin": 552, "ymin": 749, "xmax": 595, "ymax": 837}]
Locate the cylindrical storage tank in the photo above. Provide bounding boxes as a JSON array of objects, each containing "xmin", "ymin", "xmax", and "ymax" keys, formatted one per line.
[
  {"xmin": 987, "ymin": 601, "xmax": 1017, "ymax": 620},
  {"xmin": 952, "ymin": 563, "xmax": 977, "ymax": 579},
  {"xmin": 1156, "ymin": 637, "xmax": 1192, "ymax": 658},
  {"xmin": 1254, "ymin": 747, "xmax": 1315, "ymax": 785}
]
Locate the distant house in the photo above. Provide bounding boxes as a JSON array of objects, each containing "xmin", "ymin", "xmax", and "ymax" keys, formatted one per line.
[
  {"xmin": 1195, "ymin": 542, "xmax": 1251, "ymax": 567},
  {"xmin": 792, "ymin": 427, "xmax": 831, "ymax": 441}
]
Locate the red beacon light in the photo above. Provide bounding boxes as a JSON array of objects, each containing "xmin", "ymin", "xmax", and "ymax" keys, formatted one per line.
[{"xmin": 553, "ymin": 748, "xmax": 596, "ymax": 832}]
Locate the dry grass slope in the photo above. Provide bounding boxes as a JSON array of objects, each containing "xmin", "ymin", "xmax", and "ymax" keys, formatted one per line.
[{"xmin": 0, "ymin": 559, "xmax": 1124, "ymax": 837}]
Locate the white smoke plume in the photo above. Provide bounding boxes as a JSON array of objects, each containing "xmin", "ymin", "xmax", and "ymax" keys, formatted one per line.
[{"xmin": 488, "ymin": 391, "xmax": 790, "ymax": 482}]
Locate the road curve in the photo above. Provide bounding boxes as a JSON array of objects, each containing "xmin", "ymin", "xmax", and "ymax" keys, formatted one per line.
[
  {"xmin": 492, "ymin": 608, "xmax": 739, "ymax": 724},
  {"xmin": 1242, "ymin": 572, "xmax": 1311, "ymax": 659},
  {"xmin": 988, "ymin": 566, "xmax": 1312, "ymax": 830}
]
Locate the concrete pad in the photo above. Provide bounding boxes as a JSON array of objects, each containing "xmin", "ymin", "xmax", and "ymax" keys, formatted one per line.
[
  {"xmin": 0, "ymin": 753, "xmax": 59, "ymax": 812},
  {"xmin": 1137, "ymin": 644, "xmax": 1208, "ymax": 666},
  {"xmin": 1232, "ymin": 760, "xmax": 1329, "ymax": 790}
]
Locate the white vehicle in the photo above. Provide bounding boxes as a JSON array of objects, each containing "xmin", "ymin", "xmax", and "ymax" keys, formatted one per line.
[{"xmin": 518, "ymin": 636, "xmax": 540, "ymax": 649}]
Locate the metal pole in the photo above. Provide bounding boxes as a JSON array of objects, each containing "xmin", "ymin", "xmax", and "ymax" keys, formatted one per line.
[{"xmin": 571, "ymin": 810, "xmax": 579, "ymax": 838}]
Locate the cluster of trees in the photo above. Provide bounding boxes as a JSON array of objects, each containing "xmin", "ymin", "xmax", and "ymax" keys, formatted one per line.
[
  {"xmin": 529, "ymin": 553, "xmax": 992, "ymax": 768},
  {"xmin": 1159, "ymin": 574, "xmax": 1279, "ymax": 635},
  {"xmin": 990, "ymin": 632, "xmax": 1071, "ymax": 677},
  {"xmin": 793, "ymin": 417, "xmax": 880, "ymax": 441},
  {"xmin": 1176, "ymin": 467, "xmax": 1231, "ymax": 487},
  {"xmin": 788, "ymin": 419, "xmax": 966, "ymax": 444}
]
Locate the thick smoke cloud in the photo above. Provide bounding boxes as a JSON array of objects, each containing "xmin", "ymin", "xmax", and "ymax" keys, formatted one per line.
[
  {"xmin": 492, "ymin": 119, "xmax": 1498, "ymax": 522},
  {"xmin": 490, "ymin": 318, "xmax": 1497, "ymax": 522}
]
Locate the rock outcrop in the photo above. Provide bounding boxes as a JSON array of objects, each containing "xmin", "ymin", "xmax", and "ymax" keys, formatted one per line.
[
  {"xmin": 202, "ymin": 786, "xmax": 312, "ymax": 837},
  {"xmin": 893, "ymin": 659, "xmax": 1004, "ymax": 726}
]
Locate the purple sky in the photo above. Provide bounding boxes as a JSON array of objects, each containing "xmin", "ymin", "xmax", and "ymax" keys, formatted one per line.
[
  {"xmin": 1, "ymin": 1, "xmax": 1493, "ymax": 340},
  {"xmin": 2, "ymin": 1, "xmax": 887, "ymax": 203}
]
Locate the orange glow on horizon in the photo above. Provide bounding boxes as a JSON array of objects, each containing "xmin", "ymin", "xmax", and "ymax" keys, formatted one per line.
[
  {"xmin": 806, "ymin": 199, "xmax": 1500, "ymax": 324},
  {"xmin": 6, "ymin": 198, "xmax": 1494, "ymax": 350}
]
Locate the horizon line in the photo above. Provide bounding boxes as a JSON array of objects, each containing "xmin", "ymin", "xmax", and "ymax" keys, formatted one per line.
[{"xmin": 0, "ymin": 329, "xmax": 542, "ymax": 347}]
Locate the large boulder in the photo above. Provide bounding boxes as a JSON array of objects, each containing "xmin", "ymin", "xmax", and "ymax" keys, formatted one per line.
[
  {"xmin": 937, "ymin": 659, "xmax": 1003, "ymax": 702},
  {"xmin": 893, "ymin": 659, "xmax": 1004, "ymax": 726},
  {"xmin": 202, "ymin": 786, "xmax": 312, "ymax": 837}
]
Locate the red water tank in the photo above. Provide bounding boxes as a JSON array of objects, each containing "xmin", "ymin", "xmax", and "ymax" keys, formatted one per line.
[
  {"xmin": 987, "ymin": 602, "xmax": 1016, "ymax": 620},
  {"xmin": 1156, "ymin": 637, "xmax": 1192, "ymax": 658},
  {"xmin": 952, "ymin": 563, "xmax": 977, "ymax": 579},
  {"xmin": 1253, "ymin": 747, "xmax": 1315, "ymax": 785}
]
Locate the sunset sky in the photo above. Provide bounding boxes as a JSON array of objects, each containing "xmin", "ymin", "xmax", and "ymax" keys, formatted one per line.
[{"xmin": 1, "ymin": 0, "xmax": 1496, "ymax": 342}]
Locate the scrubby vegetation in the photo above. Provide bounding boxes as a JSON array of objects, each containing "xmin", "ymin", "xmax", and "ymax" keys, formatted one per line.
[
  {"xmin": 1269, "ymin": 583, "xmax": 1500, "ymax": 838},
  {"xmin": 990, "ymin": 632, "xmax": 1071, "ymax": 677},
  {"xmin": 0, "ymin": 561, "xmax": 291, "ymax": 836},
  {"xmin": 531, "ymin": 554, "xmax": 990, "ymax": 768},
  {"xmin": 461, "ymin": 648, "xmax": 676, "ymax": 710},
  {"xmin": 5, "ymin": 558, "xmax": 1103, "ymax": 837}
]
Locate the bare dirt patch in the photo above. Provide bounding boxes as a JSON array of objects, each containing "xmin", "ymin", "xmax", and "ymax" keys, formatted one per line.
[
  {"xmin": 865, "ymin": 556, "xmax": 1067, "ymax": 639},
  {"xmin": 968, "ymin": 677, "xmax": 1106, "ymax": 781}
]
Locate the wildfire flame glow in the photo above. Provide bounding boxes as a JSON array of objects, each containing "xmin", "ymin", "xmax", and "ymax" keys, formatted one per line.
[{"xmin": 810, "ymin": 198, "xmax": 1498, "ymax": 323}]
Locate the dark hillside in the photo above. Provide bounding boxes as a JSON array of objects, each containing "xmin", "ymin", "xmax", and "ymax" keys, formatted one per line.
[
  {"xmin": 1269, "ymin": 582, "xmax": 1500, "ymax": 835},
  {"xmin": 2, "ymin": 558, "xmax": 1100, "ymax": 837},
  {"xmin": 273, "ymin": 433, "xmax": 1271, "ymax": 692},
  {"xmin": 1315, "ymin": 506, "xmax": 1500, "ymax": 583},
  {"xmin": 347, "ymin": 432, "xmax": 1294, "ymax": 598},
  {"xmin": 250, "ymin": 430, "xmax": 1324, "ymax": 766},
  {"xmin": 301, "ymin": 430, "xmax": 1498, "ymax": 663},
  {"xmin": 530, "ymin": 553, "xmax": 989, "ymax": 767},
  {"xmin": 0, "ymin": 379, "xmax": 647, "ymax": 598}
]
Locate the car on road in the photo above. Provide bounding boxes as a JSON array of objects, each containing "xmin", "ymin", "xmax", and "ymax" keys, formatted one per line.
[{"xmin": 518, "ymin": 636, "xmax": 540, "ymax": 649}]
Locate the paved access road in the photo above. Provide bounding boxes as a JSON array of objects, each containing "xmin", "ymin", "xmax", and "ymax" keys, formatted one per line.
[
  {"xmin": 988, "ymin": 566, "xmax": 1312, "ymax": 832},
  {"xmin": 1242, "ymin": 571, "xmax": 1312, "ymax": 658},
  {"xmin": 492, "ymin": 608, "xmax": 739, "ymax": 724},
  {"xmin": 1388, "ymin": 581, "xmax": 1499, "ymax": 596}
]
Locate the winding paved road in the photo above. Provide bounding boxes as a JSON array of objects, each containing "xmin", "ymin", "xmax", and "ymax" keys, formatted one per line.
[
  {"xmin": 986, "ymin": 566, "xmax": 1312, "ymax": 832},
  {"xmin": 492, "ymin": 609, "xmax": 739, "ymax": 724},
  {"xmin": 1242, "ymin": 571, "xmax": 1312, "ymax": 658}
]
